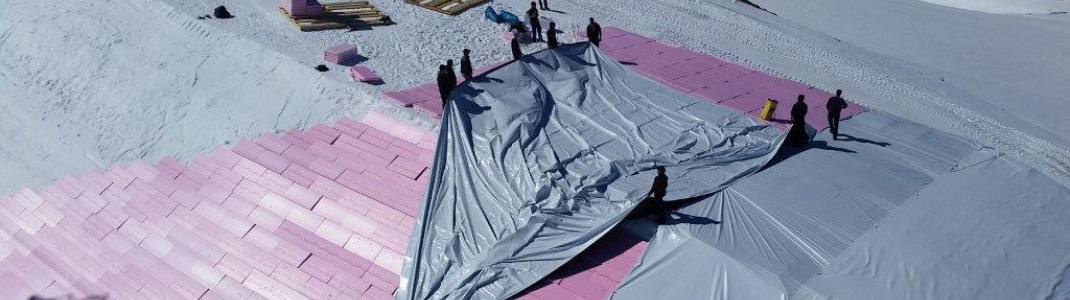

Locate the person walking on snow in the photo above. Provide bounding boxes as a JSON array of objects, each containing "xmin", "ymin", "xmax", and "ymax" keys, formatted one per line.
[
  {"xmin": 511, "ymin": 37, "xmax": 523, "ymax": 60},
  {"xmin": 546, "ymin": 22, "xmax": 559, "ymax": 49},
  {"xmin": 527, "ymin": 2, "xmax": 543, "ymax": 42},
  {"xmin": 787, "ymin": 94, "xmax": 810, "ymax": 147},
  {"xmin": 587, "ymin": 17, "xmax": 602, "ymax": 47},
  {"xmin": 826, "ymin": 89, "xmax": 849, "ymax": 140},
  {"xmin": 437, "ymin": 65, "xmax": 452, "ymax": 109},
  {"xmin": 460, "ymin": 49, "xmax": 474, "ymax": 81}
]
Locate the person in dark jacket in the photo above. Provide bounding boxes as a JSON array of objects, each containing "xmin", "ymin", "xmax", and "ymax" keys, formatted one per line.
[
  {"xmin": 437, "ymin": 65, "xmax": 452, "ymax": 108},
  {"xmin": 826, "ymin": 89, "xmax": 848, "ymax": 140},
  {"xmin": 527, "ymin": 2, "xmax": 543, "ymax": 42},
  {"xmin": 446, "ymin": 59, "xmax": 457, "ymax": 88},
  {"xmin": 539, "ymin": 0, "xmax": 549, "ymax": 10},
  {"xmin": 546, "ymin": 22, "xmax": 559, "ymax": 49},
  {"xmin": 460, "ymin": 49, "xmax": 473, "ymax": 81},
  {"xmin": 511, "ymin": 37, "xmax": 523, "ymax": 60},
  {"xmin": 630, "ymin": 166, "xmax": 671, "ymax": 223},
  {"xmin": 787, "ymin": 94, "xmax": 810, "ymax": 147},
  {"xmin": 586, "ymin": 17, "xmax": 602, "ymax": 47}
]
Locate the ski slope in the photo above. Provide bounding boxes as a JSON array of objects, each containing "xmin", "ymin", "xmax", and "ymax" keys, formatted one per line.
[{"xmin": 1, "ymin": 0, "xmax": 1068, "ymax": 197}]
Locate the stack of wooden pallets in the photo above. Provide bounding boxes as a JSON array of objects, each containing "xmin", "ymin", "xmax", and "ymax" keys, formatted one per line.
[
  {"xmin": 405, "ymin": 0, "xmax": 489, "ymax": 15},
  {"xmin": 279, "ymin": 1, "xmax": 393, "ymax": 32}
]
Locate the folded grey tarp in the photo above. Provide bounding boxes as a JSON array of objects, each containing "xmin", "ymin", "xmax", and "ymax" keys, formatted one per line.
[{"xmin": 398, "ymin": 43, "xmax": 785, "ymax": 300}]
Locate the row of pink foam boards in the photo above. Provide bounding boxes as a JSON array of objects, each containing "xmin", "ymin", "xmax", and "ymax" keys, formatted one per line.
[{"xmin": 0, "ymin": 110, "xmax": 646, "ymax": 300}]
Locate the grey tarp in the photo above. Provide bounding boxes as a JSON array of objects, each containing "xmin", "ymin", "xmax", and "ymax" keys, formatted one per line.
[
  {"xmin": 397, "ymin": 43, "xmax": 785, "ymax": 300},
  {"xmin": 610, "ymin": 111, "xmax": 1070, "ymax": 299}
]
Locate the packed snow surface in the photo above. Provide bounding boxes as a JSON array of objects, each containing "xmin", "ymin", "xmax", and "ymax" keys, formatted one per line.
[
  {"xmin": 1, "ymin": 0, "xmax": 1068, "ymax": 193},
  {"xmin": 916, "ymin": 0, "xmax": 1070, "ymax": 14}
]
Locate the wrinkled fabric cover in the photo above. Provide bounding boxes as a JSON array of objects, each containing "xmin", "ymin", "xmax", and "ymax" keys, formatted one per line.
[
  {"xmin": 609, "ymin": 111, "xmax": 993, "ymax": 299},
  {"xmin": 398, "ymin": 43, "xmax": 785, "ymax": 300}
]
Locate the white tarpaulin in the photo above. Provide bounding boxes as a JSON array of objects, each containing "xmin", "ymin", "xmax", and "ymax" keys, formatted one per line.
[{"xmin": 397, "ymin": 43, "xmax": 785, "ymax": 300}]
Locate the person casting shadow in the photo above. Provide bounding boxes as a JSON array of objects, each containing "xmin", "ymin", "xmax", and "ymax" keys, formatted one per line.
[
  {"xmin": 826, "ymin": 89, "xmax": 848, "ymax": 140},
  {"xmin": 628, "ymin": 166, "xmax": 670, "ymax": 223},
  {"xmin": 786, "ymin": 94, "xmax": 810, "ymax": 147}
]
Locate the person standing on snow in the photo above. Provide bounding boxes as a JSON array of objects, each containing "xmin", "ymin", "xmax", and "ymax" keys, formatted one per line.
[
  {"xmin": 546, "ymin": 22, "xmax": 559, "ymax": 49},
  {"xmin": 437, "ymin": 65, "xmax": 452, "ymax": 108},
  {"xmin": 460, "ymin": 49, "xmax": 474, "ymax": 81},
  {"xmin": 826, "ymin": 89, "xmax": 849, "ymax": 140},
  {"xmin": 787, "ymin": 94, "xmax": 810, "ymax": 147},
  {"xmin": 527, "ymin": 2, "xmax": 543, "ymax": 42},
  {"xmin": 446, "ymin": 59, "xmax": 457, "ymax": 88},
  {"xmin": 539, "ymin": 0, "xmax": 549, "ymax": 10},
  {"xmin": 587, "ymin": 17, "xmax": 602, "ymax": 47},
  {"xmin": 511, "ymin": 37, "xmax": 523, "ymax": 60}
]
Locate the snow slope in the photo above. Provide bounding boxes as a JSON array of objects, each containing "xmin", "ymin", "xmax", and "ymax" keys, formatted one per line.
[
  {"xmin": 0, "ymin": 0, "xmax": 432, "ymax": 195},
  {"xmin": 2, "ymin": 0, "xmax": 1069, "ymax": 195},
  {"xmin": 916, "ymin": 0, "xmax": 1070, "ymax": 14}
]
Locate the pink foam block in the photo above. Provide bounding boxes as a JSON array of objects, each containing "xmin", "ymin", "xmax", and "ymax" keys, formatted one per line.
[
  {"xmin": 383, "ymin": 91, "xmax": 419, "ymax": 107},
  {"xmin": 257, "ymin": 134, "xmax": 293, "ymax": 154},
  {"xmin": 350, "ymin": 66, "xmax": 382, "ymax": 83},
  {"xmin": 414, "ymin": 100, "xmax": 444, "ymax": 118}
]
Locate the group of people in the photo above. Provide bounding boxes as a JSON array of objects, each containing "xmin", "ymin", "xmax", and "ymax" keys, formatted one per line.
[
  {"xmin": 508, "ymin": 3, "xmax": 603, "ymax": 59},
  {"xmin": 786, "ymin": 89, "xmax": 851, "ymax": 147},
  {"xmin": 447, "ymin": 8, "xmax": 606, "ymax": 107},
  {"xmin": 436, "ymin": 49, "xmax": 475, "ymax": 108}
]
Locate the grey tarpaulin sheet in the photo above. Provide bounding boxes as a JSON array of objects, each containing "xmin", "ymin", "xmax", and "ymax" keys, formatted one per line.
[
  {"xmin": 397, "ymin": 43, "xmax": 785, "ymax": 300},
  {"xmin": 610, "ymin": 110, "xmax": 1070, "ymax": 299}
]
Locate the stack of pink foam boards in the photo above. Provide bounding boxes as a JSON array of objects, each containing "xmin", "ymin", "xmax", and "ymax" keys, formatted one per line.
[
  {"xmin": 0, "ymin": 110, "xmax": 645, "ymax": 299},
  {"xmin": 325, "ymin": 44, "xmax": 359, "ymax": 65},
  {"xmin": 280, "ymin": 0, "xmax": 325, "ymax": 16},
  {"xmin": 349, "ymin": 66, "xmax": 381, "ymax": 83}
]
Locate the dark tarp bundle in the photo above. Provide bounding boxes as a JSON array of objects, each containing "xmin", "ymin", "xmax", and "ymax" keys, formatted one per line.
[{"xmin": 398, "ymin": 43, "xmax": 785, "ymax": 300}]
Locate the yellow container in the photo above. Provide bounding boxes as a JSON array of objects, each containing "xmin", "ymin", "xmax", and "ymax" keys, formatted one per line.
[{"xmin": 759, "ymin": 99, "xmax": 778, "ymax": 120}]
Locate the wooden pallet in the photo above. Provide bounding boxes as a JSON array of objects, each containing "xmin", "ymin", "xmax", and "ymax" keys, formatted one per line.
[
  {"xmin": 405, "ymin": 0, "xmax": 489, "ymax": 16},
  {"xmin": 280, "ymin": 1, "xmax": 393, "ymax": 32}
]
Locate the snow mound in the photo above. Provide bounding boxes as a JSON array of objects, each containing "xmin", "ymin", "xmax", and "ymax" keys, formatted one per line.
[{"xmin": 915, "ymin": 0, "xmax": 1070, "ymax": 14}]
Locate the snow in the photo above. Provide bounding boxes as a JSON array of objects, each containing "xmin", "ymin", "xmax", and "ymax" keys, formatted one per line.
[
  {"xmin": 915, "ymin": 0, "xmax": 1070, "ymax": 14},
  {"xmin": 1, "ymin": 0, "xmax": 1068, "ymax": 214}
]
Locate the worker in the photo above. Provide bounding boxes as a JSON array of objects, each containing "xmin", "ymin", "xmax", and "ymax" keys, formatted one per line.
[
  {"xmin": 446, "ymin": 59, "xmax": 457, "ymax": 88},
  {"xmin": 546, "ymin": 22, "xmax": 559, "ymax": 49},
  {"xmin": 787, "ymin": 94, "xmax": 809, "ymax": 147},
  {"xmin": 586, "ymin": 17, "xmax": 602, "ymax": 47},
  {"xmin": 527, "ymin": 2, "xmax": 543, "ymax": 42},
  {"xmin": 437, "ymin": 65, "xmax": 452, "ymax": 108},
  {"xmin": 511, "ymin": 37, "xmax": 523, "ymax": 60},
  {"xmin": 826, "ymin": 89, "xmax": 848, "ymax": 140},
  {"xmin": 460, "ymin": 49, "xmax": 473, "ymax": 80},
  {"xmin": 626, "ymin": 166, "xmax": 671, "ymax": 223},
  {"xmin": 539, "ymin": 0, "xmax": 549, "ymax": 10}
]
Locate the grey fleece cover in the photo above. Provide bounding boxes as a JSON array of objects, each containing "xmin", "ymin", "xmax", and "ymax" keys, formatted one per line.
[{"xmin": 397, "ymin": 43, "xmax": 785, "ymax": 300}]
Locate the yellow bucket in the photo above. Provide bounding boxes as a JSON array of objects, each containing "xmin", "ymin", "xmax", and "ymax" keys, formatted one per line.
[{"xmin": 759, "ymin": 99, "xmax": 778, "ymax": 120}]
